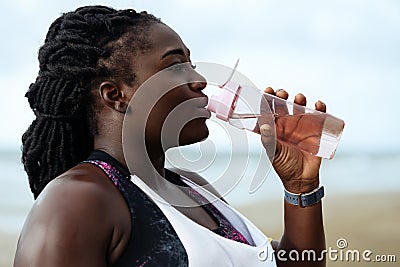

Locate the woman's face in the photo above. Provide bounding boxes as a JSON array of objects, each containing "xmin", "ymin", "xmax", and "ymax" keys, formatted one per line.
[{"xmin": 126, "ymin": 23, "xmax": 210, "ymax": 151}]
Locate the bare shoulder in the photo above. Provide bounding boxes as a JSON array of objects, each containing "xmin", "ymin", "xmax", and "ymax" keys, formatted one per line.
[
  {"xmin": 26, "ymin": 163, "xmax": 121, "ymax": 225},
  {"xmin": 14, "ymin": 163, "xmax": 130, "ymax": 267},
  {"xmin": 167, "ymin": 167, "xmax": 226, "ymax": 201}
]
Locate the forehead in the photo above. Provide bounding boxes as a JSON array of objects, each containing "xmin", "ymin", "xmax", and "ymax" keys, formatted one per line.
[{"xmin": 147, "ymin": 23, "xmax": 189, "ymax": 55}]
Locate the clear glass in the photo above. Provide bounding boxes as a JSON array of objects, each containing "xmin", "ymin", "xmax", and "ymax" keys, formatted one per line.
[{"xmin": 209, "ymin": 84, "xmax": 345, "ymax": 159}]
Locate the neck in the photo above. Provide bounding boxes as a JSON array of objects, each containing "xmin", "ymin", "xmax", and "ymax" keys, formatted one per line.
[
  {"xmin": 147, "ymin": 147, "xmax": 166, "ymax": 177},
  {"xmin": 94, "ymin": 135, "xmax": 166, "ymax": 178},
  {"xmin": 94, "ymin": 137, "xmax": 126, "ymax": 166}
]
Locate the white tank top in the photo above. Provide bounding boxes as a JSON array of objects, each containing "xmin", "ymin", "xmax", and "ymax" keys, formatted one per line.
[{"xmin": 130, "ymin": 175, "xmax": 277, "ymax": 267}]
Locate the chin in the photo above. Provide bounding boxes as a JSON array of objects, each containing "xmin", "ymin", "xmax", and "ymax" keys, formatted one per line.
[{"xmin": 178, "ymin": 119, "xmax": 209, "ymax": 146}]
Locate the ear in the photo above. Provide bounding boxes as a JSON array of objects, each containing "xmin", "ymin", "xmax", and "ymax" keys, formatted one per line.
[{"xmin": 98, "ymin": 81, "xmax": 129, "ymax": 113}]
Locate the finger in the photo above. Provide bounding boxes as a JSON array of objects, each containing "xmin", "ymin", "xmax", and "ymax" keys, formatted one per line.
[
  {"xmin": 264, "ymin": 86, "xmax": 275, "ymax": 95},
  {"xmin": 275, "ymin": 89, "xmax": 289, "ymax": 100},
  {"xmin": 294, "ymin": 93, "xmax": 306, "ymax": 106},
  {"xmin": 293, "ymin": 93, "xmax": 306, "ymax": 115},
  {"xmin": 259, "ymin": 87, "xmax": 275, "ymax": 116},
  {"xmin": 274, "ymin": 89, "xmax": 289, "ymax": 116},
  {"xmin": 315, "ymin": 100, "xmax": 326, "ymax": 113}
]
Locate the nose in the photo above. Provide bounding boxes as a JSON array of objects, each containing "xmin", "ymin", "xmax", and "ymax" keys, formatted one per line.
[{"xmin": 189, "ymin": 70, "xmax": 207, "ymax": 92}]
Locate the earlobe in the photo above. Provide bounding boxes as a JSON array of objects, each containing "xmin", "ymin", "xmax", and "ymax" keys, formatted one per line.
[
  {"xmin": 115, "ymin": 101, "xmax": 128, "ymax": 113},
  {"xmin": 98, "ymin": 81, "xmax": 129, "ymax": 113}
]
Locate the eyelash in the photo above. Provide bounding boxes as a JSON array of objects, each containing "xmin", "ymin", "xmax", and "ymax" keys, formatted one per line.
[{"xmin": 168, "ymin": 62, "xmax": 196, "ymax": 72}]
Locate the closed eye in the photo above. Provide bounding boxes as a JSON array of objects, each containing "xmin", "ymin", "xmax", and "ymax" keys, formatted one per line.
[{"xmin": 167, "ymin": 62, "xmax": 196, "ymax": 72}]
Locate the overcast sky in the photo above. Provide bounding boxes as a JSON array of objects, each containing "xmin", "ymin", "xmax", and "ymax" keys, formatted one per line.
[{"xmin": 0, "ymin": 0, "xmax": 399, "ymax": 153}]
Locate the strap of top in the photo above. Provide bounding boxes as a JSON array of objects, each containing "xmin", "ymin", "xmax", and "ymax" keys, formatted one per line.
[{"xmin": 82, "ymin": 150, "xmax": 189, "ymax": 266}]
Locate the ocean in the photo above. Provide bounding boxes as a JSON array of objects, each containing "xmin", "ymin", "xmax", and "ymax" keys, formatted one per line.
[{"xmin": 1, "ymin": 148, "xmax": 400, "ymax": 234}]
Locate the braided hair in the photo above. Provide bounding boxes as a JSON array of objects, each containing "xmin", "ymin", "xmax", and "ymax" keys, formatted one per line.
[{"xmin": 22, "ymin": 5, "xmax": 161, "ymax": 199}]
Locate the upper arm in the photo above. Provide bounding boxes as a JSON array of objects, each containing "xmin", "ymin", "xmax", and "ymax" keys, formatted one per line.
[{"xmin": 14, "ymin": 177, "xmax": 113, "ymax": 267}]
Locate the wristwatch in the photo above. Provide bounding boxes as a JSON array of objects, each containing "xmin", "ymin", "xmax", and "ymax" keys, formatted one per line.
[{"xmin": 284, "ymin": 185, "xmax": 325, "ymax": 207}]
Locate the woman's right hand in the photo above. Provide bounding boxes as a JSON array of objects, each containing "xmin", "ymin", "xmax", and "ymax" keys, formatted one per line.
[
  {"xmin": 259, "ymin": 87, "xmax": 326, "ymax": 194},
  {"xmin": 259, "ymin": 87, "xmax": 327, "ymax": 267}
]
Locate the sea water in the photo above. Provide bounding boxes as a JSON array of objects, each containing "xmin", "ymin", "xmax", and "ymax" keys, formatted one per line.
[{"xmin": 1, "ymin": 148, "xmax": 400, "ymax": 235}]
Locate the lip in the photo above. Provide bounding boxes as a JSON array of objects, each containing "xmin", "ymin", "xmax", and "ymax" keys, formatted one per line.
[
  {"xmin": 196, "ymin": 96, "xmax": 209, "ymax": 109},
  {"xmin": 197, "ymin": 106, "xmax": 212, "ymax": 119}
]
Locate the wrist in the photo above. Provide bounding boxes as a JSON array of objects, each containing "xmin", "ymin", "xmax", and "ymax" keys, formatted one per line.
[
  {"xmin": 282, "ymin": 178, "xmax": 320, "ymax": 194},
  {"xmin": 284, "ymin": 185, "xmax": 325, "ymax": 208}
]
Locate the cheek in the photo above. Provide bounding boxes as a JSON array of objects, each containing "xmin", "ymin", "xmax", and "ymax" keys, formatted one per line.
[
  {"xmin": 143, "ymin": 96, "xmax": 182, "ymax": 144},
  {"xmin": 143, "ymin": 88, "xmax": 209, "ymax": 146},
  {"xmin": 146, "ymin": 90, "xmax": 191, "ymax": 130}
]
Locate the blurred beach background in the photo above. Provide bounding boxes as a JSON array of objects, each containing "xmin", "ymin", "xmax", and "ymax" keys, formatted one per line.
[{"xmin": 1, "ymin": 0, "xmax": 399, "ymax": 266}]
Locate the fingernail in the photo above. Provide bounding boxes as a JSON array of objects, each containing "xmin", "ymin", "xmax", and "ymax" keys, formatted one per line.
[
  {"xmin": 260, "ymin": 125, "xmax": 271, "ymax": 136},
  {"xmin": 317, "ymin": 100, "xmax": 325, "ymax": 106}
]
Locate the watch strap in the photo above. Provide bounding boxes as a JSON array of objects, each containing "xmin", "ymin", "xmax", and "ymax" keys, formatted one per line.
[{"xmin": 284, "ymin": 185, "xmax": 325, "ymax": 207}]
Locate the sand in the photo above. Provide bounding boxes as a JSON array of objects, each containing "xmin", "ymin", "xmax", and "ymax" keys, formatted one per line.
[
  {"xmin": 2, "ymin": 192, "xmax": 399, "ymax": 267},
  {"xmin": 236, "ymin": 192, "xmax": 400, "ymax": 267}
]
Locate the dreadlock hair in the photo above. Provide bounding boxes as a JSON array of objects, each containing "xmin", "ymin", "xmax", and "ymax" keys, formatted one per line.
[{"xmin": 22, "ymin": 5, "xmax": 161, "ymax": 199}]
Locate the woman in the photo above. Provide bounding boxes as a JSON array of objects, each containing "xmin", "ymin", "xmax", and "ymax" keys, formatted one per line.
[{"xmin": 15, "ymin": 5, "xmax": 326, "ymax": 267}]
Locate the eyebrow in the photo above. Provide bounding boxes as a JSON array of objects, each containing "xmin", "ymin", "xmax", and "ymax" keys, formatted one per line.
[{"xmin": 161, "ymin": 48, "xmax": 190, "ymax": 59}]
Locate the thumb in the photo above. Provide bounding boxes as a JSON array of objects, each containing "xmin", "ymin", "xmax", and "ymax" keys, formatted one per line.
[
  {"xmin": 260, "ymin": 124, "xmax": 274, "ymax": 142},
  {"xmin": 260, "ymin": 124, "xmax": 280, "ymax": 158}
]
